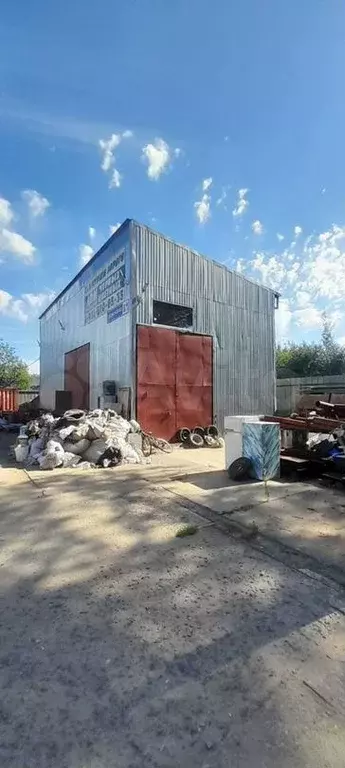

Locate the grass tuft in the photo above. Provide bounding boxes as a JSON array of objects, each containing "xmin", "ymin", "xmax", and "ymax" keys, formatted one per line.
[{"xmin": 175, "ymin": 525, "xmax": 198, "ymax": 538}]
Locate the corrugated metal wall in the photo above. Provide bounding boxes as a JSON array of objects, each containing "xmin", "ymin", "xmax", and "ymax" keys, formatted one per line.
[
  {"xmin": 40, "ymin": 223, "xmax": 132, "ymax": 410},
  {"xmin": 132, "ymin": 223, "xmax": 276, "ymax": 428},
  {"xmin": 0, "ymin": 388, "xmax": 18, "ymax": 412}
]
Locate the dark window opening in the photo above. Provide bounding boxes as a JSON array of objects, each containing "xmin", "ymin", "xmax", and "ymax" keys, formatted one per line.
[{"xmin": 153, "ymin": 300, "xmax": 193, "ymax": 329}]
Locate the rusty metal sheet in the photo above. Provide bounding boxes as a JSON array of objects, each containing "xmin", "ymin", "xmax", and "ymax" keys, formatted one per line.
[
  {"xmin": 176, "ymin": 334, "xmax": 212, "ymax": 430},
  {"xmin": 137, "ymin": 384, "xmax": 176, "ymax": 439},
  {"xmin": 64, "ymin": 344, "xmax": 90, "ymax": 410},
  {"xmin": 137, "ymin": 326, "xmax": 176, "ymax": 438},
  {"xmin": 137, "ymin": 326, "xmax": 176, "ymax": 386},
  {"xmin": 0, "ymin": 388, "xmax": 18, "ymax": 412}
]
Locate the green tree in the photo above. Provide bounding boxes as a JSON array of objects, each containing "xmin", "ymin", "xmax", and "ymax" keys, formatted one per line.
[
  {"xmin": 0, "ymin": 340, "xmax": 31, "ymax": 389},
  {"xmin": 276, "ymin": 315, "xmax": 345, "ymax": 378}
]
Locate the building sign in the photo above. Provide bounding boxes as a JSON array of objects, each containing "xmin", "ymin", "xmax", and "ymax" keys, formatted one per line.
[{"xmin": 83, "ymin": 247, "xmax": 130, "ymax": 325}]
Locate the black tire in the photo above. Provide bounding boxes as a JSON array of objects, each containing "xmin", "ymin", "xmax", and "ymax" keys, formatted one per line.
[
  {"xmin": 190, "ymin": 432, "xmax": 204, "ymax": 448},
  {"xmin": 179, "ymin": 427, "xmax": 191, "ymax": 444},
  {"xmin": 206, "ymin": 424, "xmax": 219, "ymax": 439},
  {"xmin": 228, "ymin": 457, "xmax": 252, "ymax": 481},
  {"xmin": 204, "ymin": 435, "xmax": 217, "ymax": 447},
  {"xmin": 193, "ymin": 426, "xmax": 205, "ymax": 438}
]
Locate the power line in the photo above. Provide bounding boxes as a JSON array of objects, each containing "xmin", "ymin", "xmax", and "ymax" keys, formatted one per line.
[{"xmin": 26, "ymin": 357, "xmax": 40, "ymax": 369}]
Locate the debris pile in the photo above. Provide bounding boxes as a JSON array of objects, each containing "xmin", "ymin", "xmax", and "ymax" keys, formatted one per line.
[
  {"xmin": 13, "ymin": 409, "xmax": 145, "ymax": 470},
  {"xmin": 262, "ymin": 402, "xmax": 345, "ymax": 483}
]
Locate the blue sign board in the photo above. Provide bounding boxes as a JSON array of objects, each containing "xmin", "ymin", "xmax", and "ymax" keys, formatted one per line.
[{"xmin": 81, "ymin": 229, "xmax": 131, "ymax": 325}]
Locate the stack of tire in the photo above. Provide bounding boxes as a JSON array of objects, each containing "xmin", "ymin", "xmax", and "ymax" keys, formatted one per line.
[{"xmin": 179, "ymin": 425, "xmax": 222, "ymax": 448}]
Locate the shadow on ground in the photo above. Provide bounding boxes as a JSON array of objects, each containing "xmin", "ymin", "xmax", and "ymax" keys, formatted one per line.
[{"xmin": 1, "ymin": 466, "xmax": 345, "ymax": 767}]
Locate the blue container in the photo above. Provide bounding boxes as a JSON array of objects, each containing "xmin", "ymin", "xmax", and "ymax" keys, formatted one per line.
[{"xmin": 242, "ymin": 422, "xmax": 280, "ymax": 480}]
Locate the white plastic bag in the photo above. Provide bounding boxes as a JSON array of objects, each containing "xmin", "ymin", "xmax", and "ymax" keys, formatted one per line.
[
  {"xmin": 83, "ymin": 439, "xmax": 107, "ymax": 463},
  {"xmin": 14, "ymin": 444, "xmax": 29, "ymax": 463},
  {"xmin": 62, "ymin": 452, "xmax": 82, "ymax": 467},
  {"xmin": 58, "ymin": 425, "xmax": 76, "ymax": 442},
  {"xmin": 63, "ymin": 438, "xmax": 90, "ymax": 456}
]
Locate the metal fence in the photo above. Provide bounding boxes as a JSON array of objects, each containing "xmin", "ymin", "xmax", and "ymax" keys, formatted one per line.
[
  {"xmin": 277, "ymin": 375, "xmax": 345, "ymax": 414},
  {"xmin": 18, "ymin": 390, "xmax": 39, "ymax": 406}
]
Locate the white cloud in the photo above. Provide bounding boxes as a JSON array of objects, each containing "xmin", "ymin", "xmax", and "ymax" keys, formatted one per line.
[
  {"xmin": 88, "ymin": 226, "xmax": 96, "ymax": 241},
  {"xmin": 202, "ymin": 177, "xmax": 213, "ymax": 192},
  {"xmin": 109, "ymin": 168, "xmax": 122, "ymax": 189},
  {"xmin": 252, "ymin": 219, "xmax": 264, "ymax": 235},
  {"xmin": 0, "ymin": 197, "xmax": 14, "ymax": 226},
  {"xmin": 295, "ymin": 290, "xmax": 311, "ymax": 308},
  {"xmin": 0, "ymin": 228, "xmax": 36, "ymax": 263},
  {"xmin": 142, "ymin": 138, "xmax": 172, "ymax": 180},
  {"xmin": 235, "ymin": 258, "xmax": 245, "ymax": 273},
  {"xmin": 22, "ymin": 189, "xmax": 50, "ymax": 217},
  {"xmin": 79, "ymin": 244, "xmax": 93, "ymax": 267},
  {"xmin": 194, "ymin": 193, "xmax": 211, "ymax": 225},
  {"xmin": 99, "ymin": 133, "xmax": 121, "ymax": 172},
  {"xmin": 293, "ymin": 307, "xmax": 324, "ymax": 330},
  {"xmin": 303, "ymin": 225, "xmax": 345, "ymax": 300},
  {"xmin": 233, "ymin": 188, "xmax": 249, "ymax": 218},
  {"xmin": 174, "ymin": 147, "xmax": 181, "ymax": 158},
  {"xmin": 0, "ymin": 289, "xmax": 55, "ymax": 323},
  {"xmin": 98, "ymin": 130, "xmax": 132, "ymax": 185},
  {"xmin": 277, "ymin": 233, "xmax": 284, "ymax": 242},
  {"xmin": 216, "ymin": 187, "xmax": 228, "ymax": 208},
  {"xmin": 0, "ymin": 290, "xmax": 28, "ymax": 322},
  {"xmin": 240, "ymin": 220, "xmax": 345, "ymax": 341},
  {"xmin": 294, "ymin": 225, "xmax": 303, "ymax": 237},
  {"xmin": 251, "ymin": 252, "xmax": 290, "ymax": 291},
  {"xmin": 109, "ymin": 223, "xmax": 121, "ymax": 235},
  {"xmin": 275, "ymin": 299, "xmax": 292, "ymax": 343},
  {"xmin": 22, "ymin": 291, "xmax": 55, "ymax": 311}
]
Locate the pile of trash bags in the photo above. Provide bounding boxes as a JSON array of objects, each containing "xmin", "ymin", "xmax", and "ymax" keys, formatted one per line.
[{"xmin": 13, "ymin": 408, "xmax": 144, "ymax": 470}]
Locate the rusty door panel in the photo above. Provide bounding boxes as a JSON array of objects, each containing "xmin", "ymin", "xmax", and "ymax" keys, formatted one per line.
[
  {"xmin": 137, "ymin": 326, "xmax": 176, "ymax": 385},
  {"xmin": 176, "ymin": 385, "xmax": 213, "ymax": 430},
  {"xmin": 137, "ymin": 326, "xmax": 176, "ymax": 438},
  {"xmin": 176, "ymin": 334, "xmax": 212, "ymax": 386},
  {"xmin": 137, "ymin": 384, "xmax": 176, "ymax": 439},
  {"xmin": 64, "ymin": 344, "xmax": 90, "ymax": 410},
  {"xmin": 176, "ymin": 334, "xmax": 212, "ymax": 429}
]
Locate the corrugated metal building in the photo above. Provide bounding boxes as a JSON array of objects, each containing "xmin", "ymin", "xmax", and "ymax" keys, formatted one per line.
[{"xmin": 40, "ymin": 220, "xmax": 277, "ymax": 436}]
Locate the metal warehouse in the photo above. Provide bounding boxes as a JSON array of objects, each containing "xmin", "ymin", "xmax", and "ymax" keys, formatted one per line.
[{"xmin": 40, "ymin": 220, "xmax": 277, "ymax": 437}]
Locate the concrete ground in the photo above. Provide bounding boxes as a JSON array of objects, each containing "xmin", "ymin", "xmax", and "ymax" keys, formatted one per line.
[
  {"xmin": 1, "ymin": 443, "xmax": 345, "ymax": 767},
  {"xmin": 148, "ymin": 446, "xmax": 345, "ymax": 585}
]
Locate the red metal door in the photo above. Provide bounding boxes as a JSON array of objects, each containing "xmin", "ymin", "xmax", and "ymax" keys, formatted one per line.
[
  {"xmin": 136, "ymin": 326, "xmax": 213, "ymax": 439},
  {"xmin": 64, "ymin": 344, "xmax": 90, "ymax": 410},
  {"xmin": 176, "ymin": 333, "xmax": 213, "ymax": 430},
  {"xmin": 137, "ymin": 326, "xmax": 177, "ymax": 439}
]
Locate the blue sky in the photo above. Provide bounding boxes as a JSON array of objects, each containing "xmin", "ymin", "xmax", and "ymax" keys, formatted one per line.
[{"xmin": 1, "ymin": 0, "xmax": 345, "ymax": 373}]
